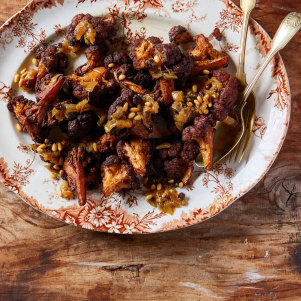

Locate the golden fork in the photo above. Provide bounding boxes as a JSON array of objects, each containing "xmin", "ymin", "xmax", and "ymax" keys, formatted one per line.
[
  {"xmin": 232, "ymin": 0, "xmax": 256, "ymax": 162},
  {"xmin": 195, "ymin": 12, "xmax": 301, "ymax": 169},
  {"xmin": 234, "ymin": 11, "xmax": 301, "ymax": 162},
  {"xmin": 236, "ymin": 12, "xmax": 301, "ymax": 162}
]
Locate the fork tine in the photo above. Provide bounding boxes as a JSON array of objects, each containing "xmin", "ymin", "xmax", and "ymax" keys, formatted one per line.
[
  {"xmin": 239, "ymin": 103, "xmax": 256, "ymax": 162},
  {"xmin": 234, "ymin": 105, "xmax": 250, "ymax": 161},
  {"xmin": 234, "ymin": 132, "xmax": 245, "ymax": 161}
]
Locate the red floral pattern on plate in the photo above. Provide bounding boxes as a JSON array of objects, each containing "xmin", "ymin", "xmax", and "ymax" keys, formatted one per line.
[
  {"xmin": 0, "ymin": 12, "xmax": 46, "ymax": 53},
  {"xmin": 171, "ymin": 0, "xmax": 206, "ymax": 29},
  {"xmin": 268, "ymin": 56, "xmax": 290, "ymax": 111},
  {"xmin": 0, "ymin": 0, "xmax": 64, "ymax": 52},
  {"xmin": 249, "ymin": 21, "xmax": 290, "ymax": 111},
  {"xmin": 216, "ymin": 0, "xmax": 242, "ymax": 32},
  {"xmin": 44, "ymin": 196, "xmax": 166, "ymax": 233},
  {"xmin": 0, "ymin": 155, "xmax": 35, "ymax": 193},
  {"xmin": 252, "ymin": 116, "xmax": 267, "ymax": 139},
  {"xmin": 0, "ymin": 81, "xmax": 11, "ymax": 102},
  {"xmin": 220, "ymin": 42, "xmax": 239, "ymax": 53}
]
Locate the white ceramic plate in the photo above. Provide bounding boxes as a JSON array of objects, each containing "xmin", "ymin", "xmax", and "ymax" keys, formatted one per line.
[{"xmin": 0, "ymin": 0, "xmax": 290, "ymax": 233}]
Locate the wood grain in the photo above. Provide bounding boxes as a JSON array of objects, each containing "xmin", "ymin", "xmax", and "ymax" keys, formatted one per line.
[{"xmin": 0, "ymin": 0, "xmax": 301, "ymax": 300}]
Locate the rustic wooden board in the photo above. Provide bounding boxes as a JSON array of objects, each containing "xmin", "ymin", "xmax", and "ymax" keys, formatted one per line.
[{"xmin": 0, "ymin": 0, "xmax": 301, "ymax": 300}]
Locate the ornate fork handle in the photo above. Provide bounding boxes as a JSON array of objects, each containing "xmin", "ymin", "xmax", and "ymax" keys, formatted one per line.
[
  {"xmin": 236, "ymin": 0, "xmax": 256, "ymax": 85},
  {"xmin": 243, "ymin": 12, "xmax": 301, "ymax": 102}
]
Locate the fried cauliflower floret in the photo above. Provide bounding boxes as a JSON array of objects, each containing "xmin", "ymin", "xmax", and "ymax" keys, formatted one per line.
[
  {"xmin": 101, "ymin": 155, "xmax": 140, "ymax": 196},
  {"xmin": 159, "ymin": 78, "xmax": 174, "ymax": 106},
  {"xmin": 67, "ymin": 13, "xmax": 116, "ymax": 48},
  {"xmin": 182, "ymin": 115, "xmax": 216, "ymax": 170},
  {"xmin": 32, "ymin": 75, "xmax": 65, "ymax": 125},
  {"xmin": 181, "ymin": 141, "xmax": 200, "ymax": 163},
  {"xmin": 112, "ymin": 66, "xmax": 150, "ymax": 94},
  {"xmin": 8, "ymin": 75, "xmax": 65, "ymax": 142},
  {"xmin": 63, "ymin": 146, "xmax": 86, "ymax": 205},
  {"xmin": 153, "ymin": 43, "xmax": 182, "ymax": 67},
  {"xmin": 104, "ymin": 51, "xmax": 132, "ymax": 67},
  {"xmin": 35, "ymin": 73, "xmax": 55, "ymax": 94},
  {"xmin": 212, "ymin": 70, "xmax": 240, "ymax": 121},
  {"xmin": 67, "ymin": 66, "xmax": 117, "ymax": 104},
  {"xmin": 97, "ymin": 133, "xmax": 118, "ymax": 153},
  {"xmin": 112, "ymin": 63, "xmax": 153, "ymax": 90},
  {"xmin": 182, "ymin": 115, "xmax": 216, "ymax": 142},
  {"xmin": 132, "ymin": 70, "xmax": 153, "ymax": 89},
  {"xmin": 65, "ymin": 111, "xmax": 98, "ymax": 141},
  {"xmin": 169, "ymin": 25, "xmax": 193, "ymax": 44},
  {"xmin": 106, "ymin": 89, "xmax": 162, "ymax": 139},
  {"xmin": 154, "ymin": 140, "xmax": 199, "ymax": 184},
  {"xmin": 35, "ymin": 44, "xmax": 68, "ymax": 80},
  {"xmin": 7, "ymin": 96, "xmax": 48, "ymax": 143},
  {"xmin": 172, "ymin": 54, "xmax": 194, "ymax": 81},
  {"xmin": 76, "ymin": 45, "xmax": 107, "ymax": 75},
  {"xmin": 117, "ymin": 138, "xmax": 151, "ymax": 176},
  {"xmin": 189, "ymin": 34, "xmax": 228, "ymax": 73},
  {"xmin": 130, "ymin": 36, "xmax": 162, "ymax": 70}
]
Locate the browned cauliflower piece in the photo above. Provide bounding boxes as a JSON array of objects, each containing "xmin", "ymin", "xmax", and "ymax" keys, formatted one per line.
[
  {"xmin": 117, "ymin": 138, "xmax": 151, "ymax": 176},
  {"xmin": 8, "ymin": 76, "xmax": 65, "ymax": 142},
  {"xmin": 31, "ymin": 75, "xmax": 66, "ymax": 125},
  {"xmin": 159, "ymin": 78, "xmax": 174, "ymax": 106},
  {"xmin": 67, "ymin": 66, "xmax": 117, "ymax": 104},
  {"xmin": 105, "ymin": 89, "xmax": 162, "ymax": 139},
  {"xmin": 104, "ymin": 51, "xmax": 132, "ymax": 67},
  {"xmin": 189, "ymin": 34, "xmax": 228, "ymax": 74},
  {"xmin": 76, "ymin": 45, "xmax": 107, "ymax": 75},
  {"xmin": 208, "ymin": 28, "xmax": 223, "ymax": 41},
  {"xmin": 63, "ymin": 146, "xmax": 86, "ymax": 205},
  {"xmin": 182, "ymin": 115, "xmax": 216, "ymax": 170},
  {"xmin": 7, "ymin": 96, "xmax": 48, "ymax": 143},
  {"xmin": 101, "ymin": 155, "xmax": 140, "ymax": 196},
  {"xmin": 97, "ymin": 133, "xmax": 118, "ymax": 153},
  {"xmin": 35, "ymin": 44, "xmax": 68, "ymax": 81},
  {"xmin": 212, "ymin": 70, "xmax": 240, "ymax": 121},
  {"xmin": 154, "ymin": 140, "xmax": 199, "ymax": 184},
  {"xmin": 130, "ymin": 36, "xmax": 162, "ymax": 70},
  {"xmin": 169, "ymin": 25, "xmax": 193, "ymax": 44},
  {"xmin": 172, "ymin": 54, "xmax": 194, "ymax": 81},
  {"xmin": 67, "ymin": 14, "xmax": 116, "ymax": 48}
]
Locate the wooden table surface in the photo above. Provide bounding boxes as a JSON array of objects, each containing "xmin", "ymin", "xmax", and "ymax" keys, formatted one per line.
[{"xmin": 0, "ymin": 0, "xmax": 301, "ymax": 300}]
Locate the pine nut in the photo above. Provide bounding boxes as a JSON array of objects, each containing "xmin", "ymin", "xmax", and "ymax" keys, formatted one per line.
[
  {"xmin": 130, "ymin": 107, "xmax": 139, "ymax": 112},
  {"xmin": 57, "ymin": 142, "xmax": 62, "ymax": 151},
  {"xmin": 52, "ymin": 143, "xmax": 57, "ymax": 152},
  {"xmin": 32, "ymin": 58, "xmax": 38, "ymax": 66},
  {"xmin": 146, "ymin": 194, "xmax": 153, "ymax": 201},
  {"xmin": 118, "ymin": 74, "xmax": 126, "ymax": 81},
  {"xmin": 16, "ymin": 123, "xmax": 22, "ymax": 131},
  {"xmin": 14, "ymin": 74, "xmax": 20, "ymax": 83},
  {"xmin": 128, "ymin": 112, "xmax": 136, "ymax": 119}
]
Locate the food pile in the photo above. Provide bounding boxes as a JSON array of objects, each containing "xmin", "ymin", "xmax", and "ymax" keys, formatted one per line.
[{"xmin": 8, "ymin": 14, "xmax": 240, "ymax": 214}]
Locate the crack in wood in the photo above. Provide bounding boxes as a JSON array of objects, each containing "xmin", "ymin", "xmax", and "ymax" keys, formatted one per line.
[{"xmin": 102, "ymin": 264, "xmax": 144, "ymax": 277}]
